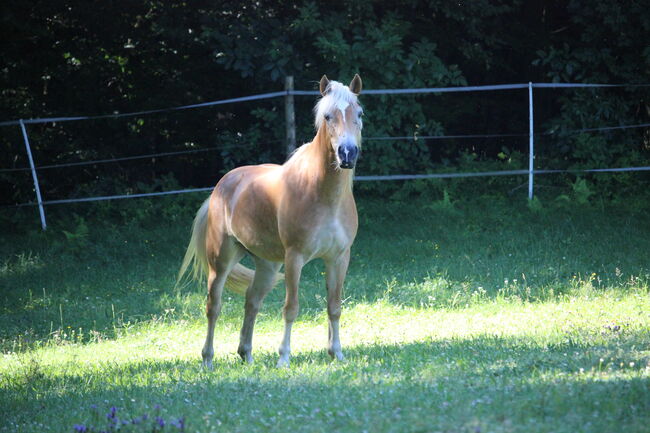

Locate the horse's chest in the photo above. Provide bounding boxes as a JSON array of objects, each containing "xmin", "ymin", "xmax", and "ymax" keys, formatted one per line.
[{"xmin": 309, "ymin": 216, "xmax": 354, "ymax": 258}]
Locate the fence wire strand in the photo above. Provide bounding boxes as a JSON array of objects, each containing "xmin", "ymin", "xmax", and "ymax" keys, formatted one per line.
[{"xmin": 2, "ymin": 81, "xmax": 649, "ymax": 126}]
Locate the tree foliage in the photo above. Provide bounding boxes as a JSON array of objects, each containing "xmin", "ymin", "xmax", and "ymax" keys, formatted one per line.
[
  {"xmin": 533, "ymin": 0, "xmax": 650, "ymax": 195},
  {"xmin": 1, "ymin": 1, "xmax": 648, "ymax": 205}
]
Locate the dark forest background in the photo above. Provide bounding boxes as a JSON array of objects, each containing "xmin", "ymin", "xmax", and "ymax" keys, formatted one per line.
[{"xmin": 1, "ymin": 0, "xmax": 649, "ymax": 207}]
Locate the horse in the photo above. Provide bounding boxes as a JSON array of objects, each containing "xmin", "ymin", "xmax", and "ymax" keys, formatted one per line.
[{"xmin": 179, "ymin": 74, "xmax": 363, "ymax": 368}]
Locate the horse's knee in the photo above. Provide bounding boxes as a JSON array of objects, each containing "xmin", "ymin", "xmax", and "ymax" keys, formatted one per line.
[
  {"xmin": 282, "ymin": 300, "xmax": 299, "ymax": 322},
  {"xmin": 327, "ymin": 304, "xmax": 341, "ymax": 321}
]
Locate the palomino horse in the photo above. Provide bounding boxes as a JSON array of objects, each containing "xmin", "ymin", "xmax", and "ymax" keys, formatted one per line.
[{"xmin": 179, "ymin": 75, "xmax": 363, "ymax": 368}]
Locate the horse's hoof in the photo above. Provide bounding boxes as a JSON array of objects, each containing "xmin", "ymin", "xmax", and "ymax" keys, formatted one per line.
[
  {"xmin": 238, "ymin": 348, "xmax": 254, "ymax": 364},
  {"xmin": 277, "ymin": 357, "xmax": 290, "ymax": 368},
  {"xmin": 328, "ymin": 349, "xmax": 345, "ymax": 362},
  {"xmin": 202, "ymin": 359, "xmax": 214, "ymax": 370}
]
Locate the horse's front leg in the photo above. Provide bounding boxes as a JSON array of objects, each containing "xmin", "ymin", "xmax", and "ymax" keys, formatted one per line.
[
  {"xmin": 277, "ymin": 251, "xmax": 304, "ymax": 368},
  {"xmin": 325, "ymin": 249, "xmax": 350, "ymax": 361}
]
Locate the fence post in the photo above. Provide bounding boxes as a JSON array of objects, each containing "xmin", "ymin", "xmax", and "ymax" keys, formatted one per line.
[
  {"xmin": 528, "ymin": 82, "xmax": 534, "ymax": 200},
  {"xmin": 285, "ymin": 76, "xmax": 296, "ymax": 157},
  {"xmin": 19, "ymin": 119, "xmax": 47, "ymax": 230}
]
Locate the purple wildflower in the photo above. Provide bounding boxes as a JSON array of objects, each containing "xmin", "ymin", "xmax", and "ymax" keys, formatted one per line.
[
  {"xmin": 156, "ymin": 416, "xmax": 165, "ymax": 428},
  {"xmin": 171, "ymin": 417, "xmax": 185, "ymax": 430},
  {"xmin": 73, "ymin": 424, "xmax": 87, "ymax": 433},
  {"xmin": 106, "ymin": 406, "xmax": 117, "ymax": 420}
]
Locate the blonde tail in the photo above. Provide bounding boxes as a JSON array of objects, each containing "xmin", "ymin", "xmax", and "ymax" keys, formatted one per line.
[
  {"xmin": 177, "ymin": 198, "xmax": 210, "ymax": 288},
  {"xmin": 177, "ymin": 198, "xmax": 283, "ymax": 295}
]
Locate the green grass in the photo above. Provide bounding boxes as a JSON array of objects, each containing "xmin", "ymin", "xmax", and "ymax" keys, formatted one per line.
[{"xmin": 1, "ymin": 193, "xmax": 649, "ymax": 432}]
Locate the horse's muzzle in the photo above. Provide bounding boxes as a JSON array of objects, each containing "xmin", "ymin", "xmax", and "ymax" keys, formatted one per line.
[{"xmin": 337, "ymin": 144, "xmax": 359, "ymax": 169}]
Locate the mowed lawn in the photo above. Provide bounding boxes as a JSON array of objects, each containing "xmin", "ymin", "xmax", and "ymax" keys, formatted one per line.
[{"xmin": 1, "ymin": 193, "xmax": 649, "ymax": 432}]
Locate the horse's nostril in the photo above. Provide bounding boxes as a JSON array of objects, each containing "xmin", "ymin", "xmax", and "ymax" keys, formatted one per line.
[{"xmin": 338, "ymin": 145, "xmax": 358, "ymax": 162}]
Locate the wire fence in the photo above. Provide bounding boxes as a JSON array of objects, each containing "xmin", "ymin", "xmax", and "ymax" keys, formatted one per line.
[
  {"xmin": 2, "ymin": 81, "xmax": 650, "ymax": 229},
  {"xmin": 3, "ymin": 123, "xmax": 649, "ymax": 174}
]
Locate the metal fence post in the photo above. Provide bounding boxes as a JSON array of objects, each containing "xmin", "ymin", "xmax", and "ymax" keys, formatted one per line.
[
  {"xmin": 285, "ymin": 76, "xmax": 296, "ymax": 157},
  {"xmin": 19, "ymin": 119, "xmax": 47, "ymax": 230},
  {"xmin": 528, "ymin": 82, "xmax": 534, "ymax": 200}
]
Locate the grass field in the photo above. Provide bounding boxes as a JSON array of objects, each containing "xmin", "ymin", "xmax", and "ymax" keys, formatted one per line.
[{"xmin": 1, "ymin": 192, "xmax": 649, "ymax": 432}]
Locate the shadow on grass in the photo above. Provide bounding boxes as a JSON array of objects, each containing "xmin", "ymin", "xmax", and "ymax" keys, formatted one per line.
[{"xmin": 3, "ymin": 332, "xmax": 649, "ymax": 432}]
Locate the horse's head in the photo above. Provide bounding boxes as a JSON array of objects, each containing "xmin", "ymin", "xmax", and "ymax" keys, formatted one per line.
[{"xmin": 315, "ymin": 74, "xmax": 363, "ymax": 169}]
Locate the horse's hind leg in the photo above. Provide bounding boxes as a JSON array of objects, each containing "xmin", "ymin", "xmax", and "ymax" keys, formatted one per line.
[
  {"xmin": 237, "ymin": 257, "xmax": 282, "ymax": 364},
  {"xmin": 202, "ymin": 238, "xmax": 244, "ymax": 369}
]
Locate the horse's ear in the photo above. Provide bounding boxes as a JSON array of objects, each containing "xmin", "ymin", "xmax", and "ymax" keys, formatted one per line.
[
  {"xmin": 349, "ymin": 74, "xmax": 362, "ymax": 95},
  {"xmin": 319, "ymin": 75, "xmax": 330, "ymax": 96}
]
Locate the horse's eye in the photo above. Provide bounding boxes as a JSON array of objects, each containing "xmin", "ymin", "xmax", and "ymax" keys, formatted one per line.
[{"xmin": 324, "ymin": 114, "xmax": 331, "ymax": 122}]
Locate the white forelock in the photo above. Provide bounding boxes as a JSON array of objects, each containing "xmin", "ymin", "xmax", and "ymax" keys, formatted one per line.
[{"xmin": 314, "ymin": 81, "xmax": 359, "ymax": 128}]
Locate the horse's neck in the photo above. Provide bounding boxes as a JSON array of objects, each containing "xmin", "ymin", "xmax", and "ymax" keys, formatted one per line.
[{"xmin": 289, "ymin": 126, "xmax": 353, "ymax": 205}]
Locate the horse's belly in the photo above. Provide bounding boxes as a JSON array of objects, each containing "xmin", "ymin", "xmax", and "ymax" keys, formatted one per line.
[{"xmin": 237, "ymin": 232, "xmax": 285, "ymax": 262}]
